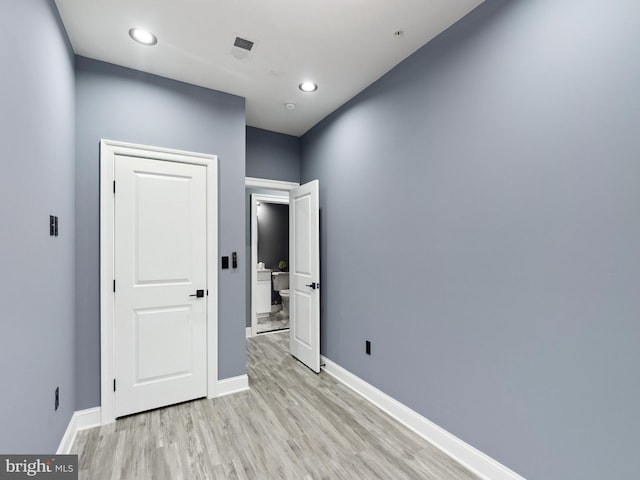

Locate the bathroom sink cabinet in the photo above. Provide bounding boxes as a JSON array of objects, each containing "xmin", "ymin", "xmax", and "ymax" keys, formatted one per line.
[{"xmin": 257, "ymin": 269, "xmax": 272, "ymax": 315}]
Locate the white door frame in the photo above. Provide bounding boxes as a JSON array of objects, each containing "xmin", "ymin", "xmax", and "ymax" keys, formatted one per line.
[
  {"xmin": 251, "ymin": 194, "xmax": 289, "ymax": 337},
  {"xmin": 100, "ymin": 139, "xmax": 218, "ymax": 425},
  {"xmin": 245, "ymin": 177, "xmax": 299, "ymax": 338}
]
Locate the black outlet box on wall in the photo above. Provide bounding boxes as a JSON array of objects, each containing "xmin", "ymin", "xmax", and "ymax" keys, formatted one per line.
[{"xmin": 50, "ymin": 215, "xmax": 59, "ymax": 236}]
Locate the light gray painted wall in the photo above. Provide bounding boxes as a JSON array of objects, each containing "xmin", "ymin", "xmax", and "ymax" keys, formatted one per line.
[
  {"xmin": 246, "ymin": 127, "xmax": 300, "ymax": 182},
  {"xmin": 0, "ymin": 0, "xmax": 76, "ymax": 453},
  {"xmin": 75, "ymin": 57, "xmax": 247, "ymax": 408},
  {"xmin": 301, "ymin": 0, "xmax": 640, "ymax": 478}
]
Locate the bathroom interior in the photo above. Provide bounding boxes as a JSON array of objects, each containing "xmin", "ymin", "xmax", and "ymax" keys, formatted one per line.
[{"xmin": 253, "ymin": 195, "xmax": 290, "ymax": 334}]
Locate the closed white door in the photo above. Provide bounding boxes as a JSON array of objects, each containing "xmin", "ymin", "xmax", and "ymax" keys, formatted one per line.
[
  {"xmin": 114, "ymin": 155, "xmax": 207, "ymax": 417},
  {"xmin": 289, "ymin": 180, "xmax": 320, "ymax": 373}
]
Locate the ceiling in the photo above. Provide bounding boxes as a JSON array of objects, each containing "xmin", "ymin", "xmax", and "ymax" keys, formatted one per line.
[{"xmin": 54, "ymin": 0, "xmax": 483, "ymax": 137}]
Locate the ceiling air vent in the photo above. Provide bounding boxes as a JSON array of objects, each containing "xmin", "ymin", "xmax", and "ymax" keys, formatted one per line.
[
  {"xmin": 234, "ymin": 37, "xmax": 254, "ymax": 51},
  {"xmin": 231, "ymin": 35, "xmax": 257, "ymax": 60}
]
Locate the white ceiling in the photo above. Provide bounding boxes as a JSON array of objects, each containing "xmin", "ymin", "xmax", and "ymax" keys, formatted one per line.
[{"xmin": 54, "ymin": 0, "xmax": 483, "ymax": 137}]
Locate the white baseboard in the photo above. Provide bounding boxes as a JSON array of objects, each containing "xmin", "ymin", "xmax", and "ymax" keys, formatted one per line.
[
  {"xmin": 216, "ymin": 374, "xmax": 249, "ymax": 397},
  {"xmin": 320, "ymin": 356, "xmax": 525, "ymax": 480},
  {"xmin": 57, "ymin": 407, "xmax": 102, "ymax": 454},
  {"xmin": 58, "ymin": 376, "xmax": 249, "ymax": 453},
  {"xmin": 246, "ymin": 327, "xmax": 252, "ymax": 338}
]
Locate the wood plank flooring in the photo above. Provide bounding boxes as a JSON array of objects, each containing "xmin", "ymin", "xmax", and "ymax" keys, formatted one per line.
[{"xmin": 72, "ymin": 333, "xmax": 480, "ymax": 480}]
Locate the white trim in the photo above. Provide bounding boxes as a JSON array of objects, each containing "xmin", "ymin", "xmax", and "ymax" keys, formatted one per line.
[
  {"xmin": 321, "ymin": 356, "xmax": 526, "ymax": 480},
  {"xmin": 245, "ymin": 177, "xmax": 298, "ymax": 338},
  {"xmin": 100, "ymin": 139, "xmax": 218, "ymax": 424},
  {"xmin": 250, "ymin": 194, "xmax": 289, "ymax": 336},
  {"xmin": 255, "ymin": 328, "xmax": 290, "ymax": 337},
  {"xmin": 245, "ymin": 176, "xmax": 299, "ymax": 190},
  {"xmin": 216, "ymin": 375, "xmax": 250, "ymax": 397},
  {"xmin": 57, "ymin": 407, "xmax": 102, "ymax": 454},
  {"xmin": 73, "ymin": 406, "xmax": 102, "ymax": 431},
  {"xmin": 246, "ymin": 327, "xmax": 252, "ymax": 338}
]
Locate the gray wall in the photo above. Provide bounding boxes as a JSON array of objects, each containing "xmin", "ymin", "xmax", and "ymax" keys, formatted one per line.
[
  {"xmin": 75, "ymin": 57, "xmax": 247, "ymax": 408},
  {"xmin": 246, "ymin": 126, "xmax": 300, "ymax": 182},
  {"xmin": 257, "ymin": 203, "xmax": 289, "ymax": 273},
  {"xmin": 0, "ymin": 0, "xmax": 76, "ymax": 452},
  {"xmin": 301, "ymin": 0, "xmax": 640, "ymax": 479}
]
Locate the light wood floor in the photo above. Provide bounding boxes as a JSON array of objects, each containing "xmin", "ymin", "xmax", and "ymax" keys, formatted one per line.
[{"xmin": 72, "ymin": 333, "xmax": 480, "ymax": 480}]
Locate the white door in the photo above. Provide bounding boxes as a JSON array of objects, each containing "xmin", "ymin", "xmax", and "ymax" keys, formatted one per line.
[
  {"xmin": 289, "ymin": 180, "xmax": 320, "ymax": 373},
  {"xmin": 114, "ymin": 155, "xmax": 207, "ymax": 417}
]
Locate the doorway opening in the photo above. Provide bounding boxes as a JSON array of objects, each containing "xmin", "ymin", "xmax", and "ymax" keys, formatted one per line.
[
  {"xmin": 252, "ymin": 194, "xmax": 290, "ymax": 335},
  {"xmin": 246, "ymin": 176, "xmax": 321, "ymax": 373},
  {"xmin": 246, "ymin": 178, "xmax": 298, "ymax": 338}
]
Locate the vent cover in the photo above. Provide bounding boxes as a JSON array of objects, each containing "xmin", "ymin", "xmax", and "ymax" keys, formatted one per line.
[
  {"xmin": 234, "ymin": 37, "xmax": 254, "ymax": 51},
  {"xmin": 230, "ymin": 35, "xmax": 257, "ymax": 60}
]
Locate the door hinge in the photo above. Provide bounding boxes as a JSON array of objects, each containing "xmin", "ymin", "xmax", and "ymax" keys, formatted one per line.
[
  {"xmin": 113, "ymin": 180, "xmax": 116, "ymax": 194},
  {"xmin": 113, "ymin": 379, "xmax": 116, "ymax": 392},
  {"xmin": 113, "ymin": 280, "xmax": 116, "ymax": 292}
]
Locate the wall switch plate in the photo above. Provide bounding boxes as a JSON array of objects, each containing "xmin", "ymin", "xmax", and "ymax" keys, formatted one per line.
[
  {"xmin": 232, "ymin": 251, "xmax": 238, "ymax": 269},
  {"xmin": 222, "ymin": 256, "xmax": 229, "ymax": 269},
  {"xmin": 366, "ymin": 340, "xmax": 371, "ymax": 355},
  {"xmin": 50, "ymin": 215, "xmax": 59, "ymax": 236}
]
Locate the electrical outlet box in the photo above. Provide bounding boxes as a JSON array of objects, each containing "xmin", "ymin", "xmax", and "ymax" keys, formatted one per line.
[
  {"xmin": 49, "ymin": 215, "xmax": 59, "ymax": 236},
  {"xmin": 55, "ymin": 387, "xmax": 59, "ymax": 411},
  {"xmin": 366, "ymin": 340, "xmax": 371, "ymax": 355},
  {"xmin": 221, "ymin": 256, "xmax": 229, "ymax": 269}
]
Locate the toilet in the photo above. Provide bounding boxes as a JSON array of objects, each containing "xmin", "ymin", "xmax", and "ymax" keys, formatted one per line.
[
  {"xmin": 272, "ymin": 272, "xmax": 289, "ymax": 316},
  {"xmin": 279, "ymin": 289, "xmax": 290, "ymax": 316}
]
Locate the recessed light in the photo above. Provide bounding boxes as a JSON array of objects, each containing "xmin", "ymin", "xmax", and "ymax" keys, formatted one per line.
[
  {"xmin": 285, "ymin": 102, "xmax": 296, "ymax": 110},
  {"xmin": 129, "ymin": 28, "xmax": 157, "ymax": 46},
  {"xmin": 299, "ymin": 81, "xmax": 318, "ymax": 93}
]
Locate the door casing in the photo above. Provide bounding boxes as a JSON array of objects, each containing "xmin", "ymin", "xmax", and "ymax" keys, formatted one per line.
[
  {"xmin": 250, "ymin": 193, "xmax": 289, "ymax": 336},
  {"xmin": 246, "ymin": 177, "xmax": 299, "ymax": 337},
  {"xmin": 100, "ymin": 139, "xmax": 218, "ymax": 425}
]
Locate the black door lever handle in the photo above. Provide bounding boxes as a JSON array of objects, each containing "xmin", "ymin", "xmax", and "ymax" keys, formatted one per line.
[
  {"xmin": 305, "ymin": 282, "xmax": 318, "ymax": 290},
  {"xmin": 190, "ymin": 289, "xmax": 205, "ymax": 298}
]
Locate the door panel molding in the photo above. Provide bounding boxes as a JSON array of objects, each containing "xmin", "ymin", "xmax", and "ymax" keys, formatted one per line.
[{"xmin": 100, "ymin": 139, "xmax": 218, "ymax": 425}]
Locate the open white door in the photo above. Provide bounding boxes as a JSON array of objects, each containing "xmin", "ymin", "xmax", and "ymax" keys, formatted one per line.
[{"xmin": 289, "ymin": 180, "xmax": 320, "ymax": 372}]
